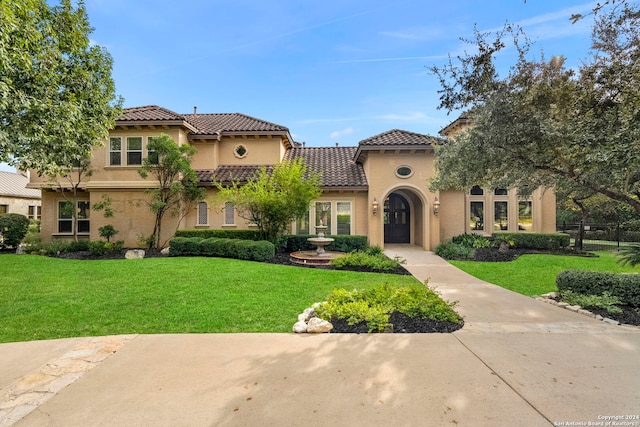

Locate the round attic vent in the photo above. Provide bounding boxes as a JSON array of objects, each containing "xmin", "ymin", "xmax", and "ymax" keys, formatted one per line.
[{"xmin": 395, "ymin": 165, "xmax": 413, "ymax": 178}]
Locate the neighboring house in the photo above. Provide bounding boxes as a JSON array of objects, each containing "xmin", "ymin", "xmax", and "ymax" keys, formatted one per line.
[
  {"xmin": 0, "ymin": 170, "xmax": 41, "ymax": 220},
  {"xmin": 27, "ymin": 105, "xmax": 555, "ymax": 249}
]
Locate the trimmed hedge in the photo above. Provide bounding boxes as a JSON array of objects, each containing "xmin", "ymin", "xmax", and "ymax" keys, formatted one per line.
[
  {"xmin": 556, "ymin": 270, "xmax": 640, "ymax": 308},
  {"xmin": 175, "ymin": 229, "xmax": 263, "ymax": 241},
  {"xmin": 281, "ymin": 234, "xmax": 368, "ymax": 253},
  {"xmin": 492, "ymin": 232, "xmax": 570, "ymax": 250},
  {"xmin": 169, "ymin": 236, "xmax": 275, "ymax": 261}
]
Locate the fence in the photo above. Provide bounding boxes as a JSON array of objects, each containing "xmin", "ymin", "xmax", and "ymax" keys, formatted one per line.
[{"xmin": 558, "ymin": 222, "xmax": 640, "ymax": 251}]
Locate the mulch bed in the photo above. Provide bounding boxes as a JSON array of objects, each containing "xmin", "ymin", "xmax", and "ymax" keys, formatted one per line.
[
  {"xmin": 580, "ymin": 305, "xmax": 640, "ymax": 326},
  {"xmin": 329, "ymin": 312, "xmax": 464, "ymax": 334}
]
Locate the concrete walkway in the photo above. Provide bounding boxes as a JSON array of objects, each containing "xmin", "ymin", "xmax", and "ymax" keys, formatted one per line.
[{"xmin": 1, "ymin": 247, "xmax": 639, "ymax": 426}]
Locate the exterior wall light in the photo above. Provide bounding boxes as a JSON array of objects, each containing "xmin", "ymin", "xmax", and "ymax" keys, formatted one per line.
[
  {"xmin": 433, "ymin": 197, "xmax": 441, "ymax": 216},
  {"xmin": 372, "ymin": 198, "xmax": 379, "ymax": 216}
]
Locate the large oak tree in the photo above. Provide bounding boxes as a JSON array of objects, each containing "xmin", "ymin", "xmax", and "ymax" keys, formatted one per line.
[
  {"xmin": 429, "ymin": 4, "xmax": 640, "ymax": 213},
  {"xmin": 0, "ymin": 0, "xmax": 122, "ymax": 174}
]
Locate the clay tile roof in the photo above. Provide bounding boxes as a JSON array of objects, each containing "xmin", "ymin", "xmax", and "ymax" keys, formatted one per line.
[
  {"xmin": 284, "ymin": 147, "xmax": 368, "ymax": 189},
  {"xmin": 0, "ymin": 171, "xmax": 41, "ymax": 199},
  {"xmin": 358, "ymin": 129, "xmax": 442, "ymax": 147},
  {"xmin": 119, "ymin": 105, "xmax": 185, "ymax": 121},
  {"xmin": 196, "ymin": 165, "xmax": 273, "ymax": 186},
  {"xmin": 184, "ymin": 113, "xmax": 288, "ymax": 135}
]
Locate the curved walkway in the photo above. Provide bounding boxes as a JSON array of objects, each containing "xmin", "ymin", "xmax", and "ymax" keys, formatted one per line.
[{"xmin": 1, "ymin": 247, "xmax": 638, "ymax": 426}]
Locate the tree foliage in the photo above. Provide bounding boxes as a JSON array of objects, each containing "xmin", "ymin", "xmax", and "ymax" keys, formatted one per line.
[
  {"xmin": 430, "ymin": 4, "xmax": 640, "ymax": 213},
  {"xmin": 0, "ymin": 213, "xmax": 30, "ymax": 248},
  {"xmin": 0, "ymin": 0, "xmax": 122, "ymax": 173},
  {"xmin": 214, "ymin": 159, "xmax": 322, "ymax": 243},
  {"xmin": 138, "ymin": 134, "xmax": 205, "ymax": 249}
]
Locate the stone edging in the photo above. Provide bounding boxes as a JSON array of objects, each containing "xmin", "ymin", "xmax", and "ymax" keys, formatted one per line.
[{"xmin": 535, "ymin": 293, "xmax": 640, "ymax": 330}]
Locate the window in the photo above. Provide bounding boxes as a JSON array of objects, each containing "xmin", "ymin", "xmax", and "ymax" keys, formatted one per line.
[
  {"xmin": 470, "ymin": 185, "xmax": 484, "ymax": 195},
  {"xmin": 109, "ymin": 137, "xmax": 122, "ymax": 166},
  {"xmin": 28, "ymin": 205, "xmax": 41, "ymax": 220},
  {"xmin": 126, "ymin": 137, "xmax": 143, "ymax": 165},
  {"xmin": 0, "ymin": 205, "xmax": 7, "ymax": 215},
  {"xmin": 296, "ymin": 210, "xmax": 310, "ymax": 234},
  {"xmin": 58, "ymin": 200, "xmax": 90, "ymax": 234},
  {"xmin": 224, "ymin": 202, "xmax": 235, "ymax": 225},
  {"xmin": 494, "ymin": 201, "xmax": 508, "ymax": 231},
  {"xmin": 234, "ymin": 145, "xmax": 248, "ymax": 159},
  {"xmin": 315, "ymin": 201, "xmax": 332, "ymax": 231},
  {"xmin": 336, "ymin": 202, "xmax": 351, "ymax": 235},
  {"xmin": 470, "ymin": 201, "xmax": 484, "ymax": 231},
  {"xmin": 147, "ymin": 136, "xmax": 159, "ymax": 165},
  {"xmin": 494, "ymin": 188, "xmax": 508, "ymax": 196},
  {"xmin": 197, "ymin": 202, "xmax": 208, "ymax": 226},
  {"xmin": 518, "ymin": 201, "xmax": 533, "ymax": 231},
  {"xmin": 395, "ymin": 166, "xmax": 413, "ymax": 178}
]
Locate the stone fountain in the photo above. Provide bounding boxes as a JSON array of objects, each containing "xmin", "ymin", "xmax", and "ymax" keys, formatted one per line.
[{"xmin": 289, "ymin": 222, "xmax": 344, "ymax": 265}]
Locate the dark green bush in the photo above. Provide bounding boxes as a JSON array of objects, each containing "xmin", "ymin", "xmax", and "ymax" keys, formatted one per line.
[
  {"xmin": 0, "ymin": 213, "xmax": 30, "ymax": 247},
  {"xmin": 492, "ymin": 232, "xmax": 570, "ymax": 250},
  {"xmin": 451, "ymin": 233, "xmax": 492, "ymax": 248},
  {"xmin": 233, "ymin": 240, "xmax": 253, "ymax": 260},
  {"xmin": 251, "ymin": 240, "xmax": 276, "ymax": 261},
  {"xmin": 329, "ymin": 251, "xmax": 404, "ymax": 272},
  {"xmin": 175, "ymin": 229, "xmax": 262, "ymax": 241},
  {"xmin": 88, "ymin": 240, "xmax": 124, "ymax": 256},
  {"xmin": 200, "ymin": 238, "xmax": 223, "ymax": 256},
  {"xmin": 168, "ymin": 236, "xmax": 275, "ymax": 261},
  {"xmin": 434, "ymin": 242, "xmax": 472, "ymax": 260},
  {"xmin": 556, "ymin": 270, "xmax": 640, "ymax": 307}
]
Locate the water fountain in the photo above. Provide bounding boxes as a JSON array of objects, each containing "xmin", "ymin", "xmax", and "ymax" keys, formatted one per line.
[{"xmin": 289, "ymin": 222, "xmax": 345, "ymax": 265}]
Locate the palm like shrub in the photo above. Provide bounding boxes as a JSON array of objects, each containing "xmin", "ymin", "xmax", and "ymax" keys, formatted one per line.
[{"xmin": 617, "ymin": 244, "xmax": 640, "ymax": 267}]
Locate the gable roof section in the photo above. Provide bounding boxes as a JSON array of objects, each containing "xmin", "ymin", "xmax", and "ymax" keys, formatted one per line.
[
  {"xmin": 184, "ymin": 113, "xmax": 289, "ymax": 135},
  {"xmin": 196, "ymin": 165, "xmax": 273, "ymax": 186},
  {"xmin": 354, "ymin": 129, "xmax": 442, "ymax": 163},
  {"xmin": 119, "ymin": 105, "xmax": 185, "ymax": 121},
  {"xmin": 0, "ymin": 171, "xmax": 41, "ymax": 199},
  {"xmin": 438, "ymin": 113, "xmax": 473, "ymax": 137},
  {"xmin": 284, "ymin": 147, "xmax": 368, "ymax": 190}
]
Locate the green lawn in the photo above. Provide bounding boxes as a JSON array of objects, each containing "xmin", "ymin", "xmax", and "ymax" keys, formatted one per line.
[
  {"xmin": 0, "ymin": 255, "xmax": 419, "ymax": 343},
  {"xmin": 450, "ymin": 251, "xmax": 637, "ymax": 296}
]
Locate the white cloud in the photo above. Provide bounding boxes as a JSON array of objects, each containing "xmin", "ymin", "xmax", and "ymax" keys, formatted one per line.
[
  {"xmin": 376, "ymin": 112, "xmax": 429, "ymax": 122},
  {"xmin": 379, "ymin": 27, "xmax": 444, "ymax": 41},
  {"xmin": 330, "ymin": 127, "xmax": 357, "ymax": 139}
]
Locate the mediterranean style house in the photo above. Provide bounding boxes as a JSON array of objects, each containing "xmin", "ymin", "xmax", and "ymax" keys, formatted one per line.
[
  {"xmin": 0, "ymin": 170, "xmax": 41, "ymax": 220},
  {"xmin": 27, "ymin": 105, "xmax": 556, "ymax": 249}
]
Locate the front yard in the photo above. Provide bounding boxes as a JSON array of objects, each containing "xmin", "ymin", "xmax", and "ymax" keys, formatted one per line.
[{"xmin": 0, "ymin": 255, "xmax": 419, "ymax": 343}]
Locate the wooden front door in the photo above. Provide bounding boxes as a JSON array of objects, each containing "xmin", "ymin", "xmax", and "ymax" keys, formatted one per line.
[{"xmin": 384, "ymin": 193, "xmax": 410, "ymax": 243}]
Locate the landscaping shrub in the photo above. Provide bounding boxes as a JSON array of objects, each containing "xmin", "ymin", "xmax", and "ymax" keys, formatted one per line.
[
  {"xmin": 559, "ymin": 290, "xmax": 622, "ymax": 314},
  {"xmin": 175, "ymin": 229, "xmax": 262, "ymax": 241},
  {"xmin": 316, "ymin": 283, "xmax": 462, "ymax": 333},
  {"xmin": 451, "ymin": 233, "xmax": 493, "ymax": 248},
  {"xmin": 0, "ymin": 213, "xmax": 30, "ymax": 248},
  {"xmin": 556, "ymin": 270, "xmax": 640, "ymax": 307},
  {"xmin": 434, "ymin": 242, "xmax": 472, "ymax": 260},
  {"xmin": 168, "ymin": 236, "xmax": 275, "ymax": 261},
  {"xmin": 493, "ymin": 232, "xmax": 570, "ymax": 250},
  {"xmin": 329, "ymin": 251, "xmax": 404, "ymax": 272},
  {"xmin": 24, "ymin": 240, "xmax": 89, "ymax": 255},
  {"xmin": 88, "ymin": 240, "xmax": 124, "ymax": 256}
]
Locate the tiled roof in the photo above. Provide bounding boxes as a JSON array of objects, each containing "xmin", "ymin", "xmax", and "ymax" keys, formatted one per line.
[
  {"xmin": 196, "ymin": 165, "xmax": 273, "ymax": 185},
  {"xmin": 0, "ymin": 171, "xmax": 41, "ymax": 199},
  {"xmin": 284, "ymin": 147, "xmax": 368, "ymax": 189},
  {"xmin": 118, "ymin": 105, "xmax": 185, "ymax": 121},
  {"xmin": 184, "ymin": 113, "xmax": 288, "ymax": 135},
  {"xmin": 358, "ymin": 129, "xmax": 442, "ymax": 147},
  {"xmin": 196, "ymin": 147, "xmax": 368, "ymax": 189},
  {"xmin": 438, "ymin": 113, "xmax": 474, "ymax": 136}
]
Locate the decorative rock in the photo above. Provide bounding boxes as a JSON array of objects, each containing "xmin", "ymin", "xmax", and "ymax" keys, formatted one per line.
[
  {"xmin": 15, "ymin": 244, "xmax": 27, "ymax": 255},
  {"xmin": 566, "ymin": 305, "xmax": 581, "ymax": 312},
  {"xmin": 603, "ymin": 317, "xmax": 620, "ymax": 325},
  {"xmin": 160, "ymin": 247, "xmax": 170, "ymax": 256},
  {"xmin": 578, "ymin": 309, "xmax": 595, "ymax": 317},
  {"xmin": 125, "ymin": 249, "xmax": 145, "ymax": 260},
  {"xmin": 595, "ymin": 314, "xmax": 604, "ymax": 321},
  {"xmin": 292, "ymin": 321, "xmax": 308, "ymax": 333},
  {"xmin": 306, "ymin": 317, "xmax": 333, "ymax": 333},
  {"xmin": 557, "ymin": 302, "xmax": 569, "ymax": 308},
  {"xmin": 541, "ymin": 292, "xmax": 558, "ymax": 299}
]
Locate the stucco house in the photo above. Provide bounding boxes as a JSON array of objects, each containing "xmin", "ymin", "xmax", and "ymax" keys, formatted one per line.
[
  {"xmin": 0, "ymin": 170, "xmax": 41, "ymax": 220},
  {"xmin": 27, "ymin": 105, "xmax": 555, "ymax": 249}
]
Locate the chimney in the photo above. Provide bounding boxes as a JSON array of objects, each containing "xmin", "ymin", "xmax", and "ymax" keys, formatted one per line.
[
  {"xmin": 302, "ymin": 142, "xmax": 306, "ymax": 147},
  {"xmin": 336, "ymin": 142, "xmax": 339, "ymax": 147},
  {"xmin": 193, "ymin": 106, "xmax": 198, "ymax": 115}
]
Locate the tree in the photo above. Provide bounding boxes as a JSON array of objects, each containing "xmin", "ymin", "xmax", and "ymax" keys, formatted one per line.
[
  {"xmin": 0, "ymin": 0, "xmax": 122, "ymax": 174},
  {"xmin": 214, "ymin": 159, "xmax": 322, "ymax": 243},
  {"xmin": 46, "ymin": 158, "xmax": 94, "ymax": 242},
  {"xmin": 0, "ymin": 214, "xmax": 30, "ymax": 248},
  {"xmin": 429, "ymin": 4, "xmax": 640, "ymax": 214},
  {"xmin": 138, "ymin": 134, "xmax": 205, "ymax": 249}
]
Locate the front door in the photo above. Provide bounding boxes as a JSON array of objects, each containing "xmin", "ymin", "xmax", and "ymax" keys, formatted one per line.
[{"xmin": 384, "ymin": 193, "xmax": 410, "ymax": 243}]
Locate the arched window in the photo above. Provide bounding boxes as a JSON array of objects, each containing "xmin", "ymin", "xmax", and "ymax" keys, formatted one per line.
[{"xmin": 470, "ymin": 185, "xmax": 484, "ymax": 195}]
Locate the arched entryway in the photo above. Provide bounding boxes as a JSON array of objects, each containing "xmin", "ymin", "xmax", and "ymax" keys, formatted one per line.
[{"xmin": 384, "ymin": 193, "xmax": 411, "ymax": 243}]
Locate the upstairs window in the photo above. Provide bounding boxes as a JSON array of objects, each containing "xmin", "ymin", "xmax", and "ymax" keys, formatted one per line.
[
  {"xmin": 109, "ymin": 137, "xmax": 122, "ymax": 166},
  {"xmin": 147, "ymin": 136, "xmax": 160, "ymax": 165},
  {"xmin": 197, "ymin": 202, "xmax": 208, "ymax": 226},
  {"xmin": 494, "ymin": 188, "xmax": 508, "ymax": 196},
  {"xmin": 127, "ymin": 137, "xmax": 143, "ymax": 165}
]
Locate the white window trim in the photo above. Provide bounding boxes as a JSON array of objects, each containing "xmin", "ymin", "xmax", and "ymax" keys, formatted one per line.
[
  {"xmin": 109, "ymin": 136, "xmax": 122, "ymax": 166},
  {"xmin": 126, "ymin": 136, "xmax": 144, "ymax": 166}
]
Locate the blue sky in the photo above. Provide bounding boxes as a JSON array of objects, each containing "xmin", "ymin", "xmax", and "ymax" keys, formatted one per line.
[{"xmin": 1, "ymin": 0, "xmax": 603, "ymax": 172}]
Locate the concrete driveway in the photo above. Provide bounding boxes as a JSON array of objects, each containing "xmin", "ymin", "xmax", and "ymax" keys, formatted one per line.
[{"xmin": 1, "ymin": 247, "xmax": 638, "ymax": 426}]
